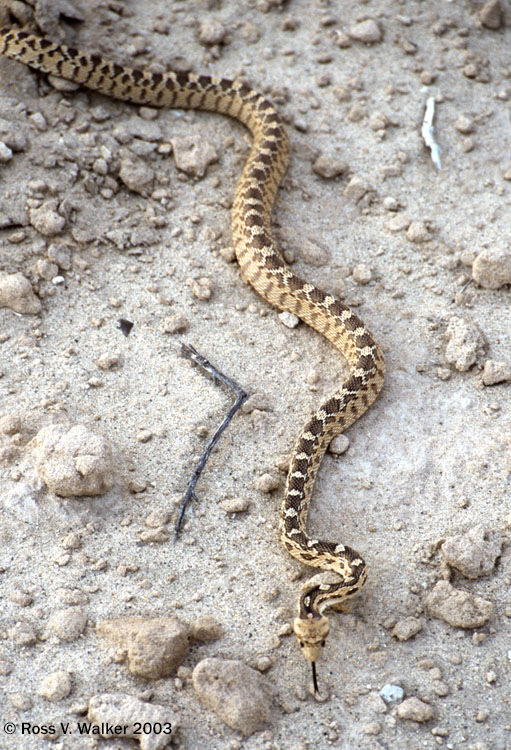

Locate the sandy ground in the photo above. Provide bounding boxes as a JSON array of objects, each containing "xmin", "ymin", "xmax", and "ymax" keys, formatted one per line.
[{"xmin": 1, "ymin": 0, "xmax": 511, "ymax": 748}]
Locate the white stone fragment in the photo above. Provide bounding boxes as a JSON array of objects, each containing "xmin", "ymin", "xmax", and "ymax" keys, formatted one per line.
[
  {"xmin": 472, "ymin": 246, "xmax": 511, "ymax": 289},
  {"xmin": 421, "ymin": 97, "xmax": 442, "ymax": 170},
  {"xmin": 279, "ymin": 311, "xmax": 299, "ymax": 328},
  {"xmin": 444, "ymin": 316, "xmax": 486, "ymax": 372},
  {"xmin": 38, "ymin": 671, "xmax": 72, "ymax": 702}
]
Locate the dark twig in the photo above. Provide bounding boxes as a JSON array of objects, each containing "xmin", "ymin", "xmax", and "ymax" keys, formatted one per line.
[{"xmin": 174, "ymin": 343, "xmax": 249, "ymax": 541}]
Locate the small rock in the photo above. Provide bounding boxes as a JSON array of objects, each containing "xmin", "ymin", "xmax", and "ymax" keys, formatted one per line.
[
  {"xmin": 171, "ymin": 136, "xmax": 219, "ymax": 177},
  {"xmin": 392, "ymin": 616, "xmax": 423, "ymax": 641},
  {"xmin": 189, "ymin": 277, "xmax": 214, "ymax": 301},
  {"xmin": 379, "ymin": 684, "xmax": 404, "ymax": 703},
  {"xmin": 440, "ymin": 525, "xmax": 502, "ymax": 578},
  {"xmin": 220, "ymin": 497, "xmax": 250, "ymax": 513},
  {"xmin": 161, "ymin": 313, "xmax": 189, "ymax": 334},
  {"xmin": 0, "ymin": 272, "xmax": 42, "ymax": 314},
  {"xmin": 8, "ymin": 621, "xmax": 37, "ymax": 646},
  {"xmin": 191, "ymin": 616, "xmax": 224, "ymax": 642},
  {"xmin": 349, "ymin": 19, "xmax": 382, "ymax": 43},
  {"xmin": 193, "ymin": 658, "xmax": 270, "ymax": 736},
  {"xmin": 88, "ymin": 693, "xmax": 177, "ymax": 750},
  {"xmin": 362, "ymin": 721, "xmax": 382, "ymax": 735},
  {"xmin": 38, "ymin": 670, "xmax": 72, "ymax": 702},
  {"xmin": 344, "ymin": 175, "xmax": 370, "ymax": 202},
  {"xmin": 473, "ymin": 246, "xmax": 511, "ymax": 289},
  {"xmin": 0, "ymin": 141, "xmax": 13, "ymax": 162},
  {"xmin": 97, "ymin": 617, "xmax": 190, "ymax": 679},
  {"xmin": 397, "ymin": 696, "xmax": 434, "ymax": 722},
  {"xmin": 199, "ymin": 18, "xmax": 227, "ymax": 45},
  {"xmin": 425, "ymin": 580, "xmax": 494, "ymax": 628},
  {"xmin": 30, "ymin": 204, "xmax": 66, "ymax": 236},
  {"xmin": 479, "ymin": 0, "xmax": 502, "ymax": 29},
  {"xmin": 96, "ymin": 353, "xmax": 121, "ymax": 370},
  {"xmin": 482, "ymin": 359, "xmax": 511, "ymax": 385},
  {"xmin": 328, "ymin": 434, "xmax": 349, "ymax": 455},
  {"xmin": 279, "ymin": 311, "xmax": 299, "ymax": 328},
  {"xmin": 33, "ymin": 423, "xmax": 114, "ymax": 497},
  {"xmin": 312, "ymin": 155, "xmax": 346, "ymax": 179},
  {"xmin": 353, "ymin": 263, "xmax": 373, "ymax": 285},
  {"xmin": 455, "ymin": 115, "xmax": 475, "ymax": 134},
  {"xmin": 119, "ymin": 157, "xmax": 154, "ymax": 194},
  {"xmin": 0, "ymin": 413, "xmax": 22, "ymax": 435},
  {"xmin": 49, "ymin": 607, "xmax": 88, "ymax": 641},
  {"xmin": 406, "ymin": 221, "xmax": 431, "ymax": 243},
  {"xmin": 444, "ymin": 316, "xmax": 486, "ymax": 372}
]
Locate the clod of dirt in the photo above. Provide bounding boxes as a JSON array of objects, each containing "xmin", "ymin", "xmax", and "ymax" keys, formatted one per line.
[
  {"xmin": 440, "ymin": 525, "xmax": 502, "ymax": 579},
  {"xmin": 0, "ymin": 272, "xmax": 41, "ymax": 314},
  {"xmin": 391, "ymin": 616, "xmax": 423, "ymax": 641},
  {"xmin": 425, "ymin": 580, "xmax": 494, "ymax": 628},
  {"xmin": 472, "ymin": 246, "xmax": 511, "ymax": 289},
  {"xmin": 444, "ymin": 316, "xmax": 486, "ymax": 371},
  {"xmin": 192, "ymin": 657, "xmax": 270, "ymax": 736},
  {"xmin": 482, "ymin": 359, "xmax": 511, "ymax": 386},
  {"xmin": 88, "ymin": 694, "xmax": 177, "ymax": 750},
  {"xmin": 170, "ymin": 136, "xmax": 219, "ymax": 177},
  {"xmin": 97, "ymin": 617, "xmax": 190, "ymax": 679},
  {"xmin": 48, "ymin": 607, "xmax": 88, "ymax": 642},
  {"xmin": 33, "ymin": 423, "xmax": 114, "ymax": 497},
  {"xmin": 37, "ymin": 670, "xmax": 72, "ymax": 702},
  {"xmin": 396, "ymin": 696, "xmax": 434, "ymax": 722}
]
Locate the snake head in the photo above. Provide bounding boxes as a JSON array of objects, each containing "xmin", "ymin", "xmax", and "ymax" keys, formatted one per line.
[{"xmin": 293, "ymin": 614, "xmax": 329, "ymax": 662}]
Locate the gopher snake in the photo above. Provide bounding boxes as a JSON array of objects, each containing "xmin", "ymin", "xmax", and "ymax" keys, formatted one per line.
[{"xmin": 0, "ymin": 25, "xmax": 385, "ymax": 683}]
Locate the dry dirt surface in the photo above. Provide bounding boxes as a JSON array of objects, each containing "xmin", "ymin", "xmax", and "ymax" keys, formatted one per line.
[{"xmin": 1, "ymin": 1, "xmax": 511, "ymax": 749}]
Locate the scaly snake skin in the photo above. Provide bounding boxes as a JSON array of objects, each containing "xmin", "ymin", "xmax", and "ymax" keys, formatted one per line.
[{"xmin": 0, "ymin": 26, "xmax": 385, "ymax": 669}]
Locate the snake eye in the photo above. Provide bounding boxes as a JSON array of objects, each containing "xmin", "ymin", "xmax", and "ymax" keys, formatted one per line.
[
  {"xmin": 299, "ymin": 641, "xmax": 304, "ymax": 648},
  {"xmin": 321, "ymin": 640, "xmax": 326, "ymax": 647}
]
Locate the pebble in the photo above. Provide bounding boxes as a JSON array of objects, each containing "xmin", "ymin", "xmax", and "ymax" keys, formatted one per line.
[
  {"xmin": 479, "ymin": 0, "xmax": 502, "ymax": 29},
  {"xmin": 379, "ymin": 683, "xmax": 404, "ymax": 703},
  {"xmin": 0, "ymin": 271, "xmax": 42, "ymax": 314},
  {"xmin": 33, "ymin": 423, "xmax": 114, "ymax": 497},
  {"xmin": 96, "ymin": 352, "xmax": 121, "ymax": 370},
  {"xmin": 392, "ymin": 616, "xmax": 423, "ymax": 641},
  {"xmin": 0, "ymin": 140, "xmax": 13, "ymax": 162},
  {"xmin": 8, "ymin": 621, "xmax": 37, "ymax": 646},
  {"xmin": 396, "ymin": 696, "xmax": 434, "ymax": 722},
  {"xmin": 192, "ymin": 658, "xmax": 270, "ymax": 736},
  {"xmin": 97, "ymin": 616, "xmax": 190, "ymax": 679},
  {"xmin": 455, "ymin": 114, "xmax": 475, "ymax": 134},
  {"xmin": 160, "ymin": 313, "xmax": 189, "ymax": 334},
  {"xmin": 170, "ymin": 136, "xmax": 219, "ymax": 177},
  {"xmin": 425, "ymin": 580, "xmax": 494, "ymax": 628},
  {"xmin": 190, "ymin": 615, "xmax": 224, "ymax": 642},
  {"xmin": 37, "ymin": 670, "xmax": 72, "ymax": 702},
  {"xmin": 279, "ymin": 311, "xmax": 299, "ymax": 328},
  {"xmin": 472, "ymin": 246, "xmax": 511, "ymax": 289},
  {"xmin": 385, "ymin": 213, "xmax": 410, "ymax": 233},
  {"xmin": 49, "ymin": 607, "xmax": 88, "ymax": 641},
  {"xmin": 344, "ymin": 175, "xmax": 370, "ymax": 202},
  {"xmin": 199, "ymin": 18, "xmax": 227, "ymax": 45},
  {"xmin": 189, "ymin": 276, "xmax": 214, "ymax": 301},
  {"xmin": 220, "ymin": 496, "xmax": 250, "ymax": 513},
  {"xmin": 119, "ymin": 157, "xmax": 155, "ymax": 194},
  {"xmin": 328, "ymin": 434, "xmax": 349, "ymax": 455},
  {"xmin": 48, "ymin": 243, "xmax": 72, "ymax": 270},
  {"xmin": 348, "ymin": 19, "xmax": 382, "ymax": 44},
  {"xmin": 312, "ymin": 155, "xmax": 346, "ymax": 179},
  {"xmin": 256, "ymin": 472, "xmax": 280, "ymax": 493},
  {"xmin": 353, "ymin": 263, "xmax": 373, "ymax": 285},
  {"xmin": 440, "ymin": 525, "xmax": 502, "ymax": 578},
  {"xmin": 406, "ymin": 221, "xmax": 431, "ymax": 243},
  {"xmin": 482, "ymin": 359, "xmax": 511, "ymax": 385},
  {"xmin": 88, "ymin": 693, "xmax": 177, "ymax": 750},
  {"xmin": 444, "ymin": 316, "xmax": 486, "ymax": 372}
]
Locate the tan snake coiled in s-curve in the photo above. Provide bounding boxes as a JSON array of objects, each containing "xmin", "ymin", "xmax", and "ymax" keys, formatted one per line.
[{"xmin": 0, "ymin": 25, "xmax": 385, "ymax": 674}]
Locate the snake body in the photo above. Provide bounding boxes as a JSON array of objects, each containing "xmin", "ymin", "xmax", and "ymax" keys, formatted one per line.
[{"xmin": 0, "ymin": 26, "xmax": 385, "ymax": 668}]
